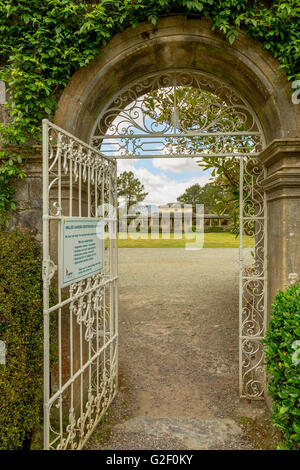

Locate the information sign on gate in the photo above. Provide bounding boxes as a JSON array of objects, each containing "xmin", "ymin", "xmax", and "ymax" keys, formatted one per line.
[{"xmin": 61, "ymin": 217, "xmax": 104, "ymax": 287}]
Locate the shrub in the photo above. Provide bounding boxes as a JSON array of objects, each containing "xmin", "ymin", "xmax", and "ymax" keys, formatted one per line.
[
  {"xmin": 0, "ymin": 231, "xmax": 44, "ymax": 450},
  {"xmin": 204, "ymin": 226, "xmax": 225, "ymax": 233},
  {"xmin": 264, "ymin": 283, "xmax": 300, "ymax": 450}
]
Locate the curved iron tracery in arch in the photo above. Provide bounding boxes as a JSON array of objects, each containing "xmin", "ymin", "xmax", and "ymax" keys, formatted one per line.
[{"xmin": 90, "ymin": 69, "xmax": 266, "ymax": 159}]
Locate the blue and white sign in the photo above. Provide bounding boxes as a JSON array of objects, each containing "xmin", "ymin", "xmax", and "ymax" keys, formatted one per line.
[{"xmin": 61, "ymin": 217, "xmax": 104, "ymax": 287}]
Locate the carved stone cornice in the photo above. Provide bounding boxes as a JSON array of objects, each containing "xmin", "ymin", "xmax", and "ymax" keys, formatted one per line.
[{"xmin": 258, "ymin": 139, "xmax": 300, "ymax": 201}]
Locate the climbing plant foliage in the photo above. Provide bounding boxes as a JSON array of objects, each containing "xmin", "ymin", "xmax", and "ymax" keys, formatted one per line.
[{"xmin": 0, "ymin": 0, "xmax": 299, "ymax": 221}]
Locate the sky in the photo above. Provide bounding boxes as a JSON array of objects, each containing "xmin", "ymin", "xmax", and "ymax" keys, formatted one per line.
[
  {"xmin": 117, "ymin": 157, "xmax": 212, "ymax": 206},
  {"xmin": 99, "ymin": 93, "xmax": 213, "ymax": 206},
  {"xmin": 95, "ymin": 83, "xmax": 257, "ymax": 206}
]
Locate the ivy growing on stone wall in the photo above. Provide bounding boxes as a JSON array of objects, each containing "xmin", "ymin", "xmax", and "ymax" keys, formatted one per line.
[{"xmin": 0, "ymin": 0, "xmax": 299, "ymax": 221}]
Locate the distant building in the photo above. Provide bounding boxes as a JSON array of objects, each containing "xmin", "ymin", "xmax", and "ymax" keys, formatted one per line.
[{"xmin": 119, "ymin": 202, "xmax": 230, "ymax": 232}]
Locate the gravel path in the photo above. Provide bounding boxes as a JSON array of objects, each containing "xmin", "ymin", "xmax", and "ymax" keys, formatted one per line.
[{"xmin": 89, "ymin": 248, "xmax": 278, "ymax": 450}]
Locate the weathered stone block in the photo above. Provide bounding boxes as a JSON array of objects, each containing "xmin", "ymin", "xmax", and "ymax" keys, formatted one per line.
[
  {"xmin": 16, "ymin": 208, "xmax": 43, "ymax": 238},
  {"xmin": 14, "ymin": 178, "xmax": 29, "ymax": 201},
  {"xmin": 29, "ymin": 177, "xmax": 43, "ymax": 201}
]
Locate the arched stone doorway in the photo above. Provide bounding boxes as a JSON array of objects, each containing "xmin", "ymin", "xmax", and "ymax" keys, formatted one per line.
[
  {"xmin": 40, "ymin": 15, "xmax": 300, "ymax": 449},
  {"xmin": 54, "ymin": 14, "xmax": 300, "ymax": 312},
  {"xmin": 85, "ymin": 65, "xmax": 268, "ymax": 400}
]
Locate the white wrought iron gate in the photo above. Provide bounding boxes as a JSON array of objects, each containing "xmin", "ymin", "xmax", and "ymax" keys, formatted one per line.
[
  {"xmin": 42, "ymin": 69, "xmax": 268, "ymax": 450},
  {"xmin": 42, "ymin": 120, "xmax": 118, "ymax": 450},
  {"xmin": 90, "ymin": 69, "xmax": 268, "ymax": 400}
]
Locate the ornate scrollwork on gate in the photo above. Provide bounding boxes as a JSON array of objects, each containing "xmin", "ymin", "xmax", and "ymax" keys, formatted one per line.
[
  {"xmin": 43, "ymin": 121, "xmax": 118, "ymax": 450},
  {"xmin": 240, "ymin": 157, "xmax": 266, "ymax": 398},
  {"xmin": 90, "ymin": 69, "xmax": 267, "ymax": 401}
]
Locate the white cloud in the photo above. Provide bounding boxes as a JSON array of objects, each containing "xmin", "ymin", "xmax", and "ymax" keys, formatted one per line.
[
  {"xmin": 117, "ymin": 158, "xmax": 139, "ymax": 173},
  {"xmin": 152, "ymin": 157, "xmax": 202, "ymax": 173},
  {"xmin": 116, "ymin": 155, "xmax": 212, "ymax": 205},
  {"xmin": 125, "ymin": 166, "xmax": 211, "ymax": 205}
]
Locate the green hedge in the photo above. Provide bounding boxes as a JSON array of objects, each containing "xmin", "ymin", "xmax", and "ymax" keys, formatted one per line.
[
  {"xmin": 0, "ymin": 231, "xmax": 44, "ymax": 450},
  {"xmin": 204, "ymin": 226, "xmax": 225, "ymax": 233},
  {"xmin": 264, "ymin": 283, "xmax": 300, "ymax": 450}
]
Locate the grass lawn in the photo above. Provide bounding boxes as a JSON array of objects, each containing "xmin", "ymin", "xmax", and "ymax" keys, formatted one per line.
[{"xmin": 116, "ymin": 232, "xmax": 254, "ymax": 248}]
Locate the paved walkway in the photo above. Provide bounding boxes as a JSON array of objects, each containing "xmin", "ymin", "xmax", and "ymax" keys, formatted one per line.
[{"xmin": 90, "ymin": 249, "xmax": 276, "ymax": 450}]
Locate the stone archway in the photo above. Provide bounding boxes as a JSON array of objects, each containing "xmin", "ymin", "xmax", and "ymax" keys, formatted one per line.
[
  {"xmin": 55, "ymin": 16, "xmax": 299, "ymax": 145},
  {"xmin": 54, "ymin": 13, "xmax": 300, "ymax": 380},
  {"xmin": 54, "ymin": 15, "xmax": 300, "ymax": 401},
  {"xmin": 3, "ymin": 14, "xmax": 298, "ymax": 450}
]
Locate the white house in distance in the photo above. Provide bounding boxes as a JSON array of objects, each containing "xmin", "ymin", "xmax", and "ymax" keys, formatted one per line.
[{"xmin": 119, "ymin": 202, "xmax": 230, "ymax": 233}]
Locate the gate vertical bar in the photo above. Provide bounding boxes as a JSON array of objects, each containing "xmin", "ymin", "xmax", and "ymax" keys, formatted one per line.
[
  {"xmin": 239, "ymin": 156, "xmax": 244, "ymax": 398},
  {"xmin": 115, "ymin": 162, "xmax": 119, "ymax": 391},
  {"xmin": 263, "ymin": 166, "xmax": 268, "ymax": 395},
  {"xmin": 42, "ymin": 119, "xmax": 50, "ymax": 450}
]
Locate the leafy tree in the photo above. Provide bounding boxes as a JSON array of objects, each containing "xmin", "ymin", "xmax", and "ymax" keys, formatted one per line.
[
  {"xmin": 177, "ymin": 183, "xmax": 226, "ymax": 213},
  {"xmin": 177, "ymin": 183, "xmax": 203, "ymax": 206},
  {"xmin": 117, "ymin": 171, "xmax": 148, "ymax": 210}
]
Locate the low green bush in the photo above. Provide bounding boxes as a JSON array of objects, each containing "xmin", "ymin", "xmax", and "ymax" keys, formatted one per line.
[
  {"xmin": 264, "ymin": 283, "xmax": 300, "ymax": 450},
  {"xmin": 204, "ymin": 226, "xmax": 225, "ymax": 233},
  {"xmin": 0, "ymin": 231, "xmax": 44, "ymax": 450}
]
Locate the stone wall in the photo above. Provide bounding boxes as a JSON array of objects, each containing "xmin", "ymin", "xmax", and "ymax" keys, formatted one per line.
[{"xmin": 6, "ymin": 150, "xmax": 43, "ymax": 242}]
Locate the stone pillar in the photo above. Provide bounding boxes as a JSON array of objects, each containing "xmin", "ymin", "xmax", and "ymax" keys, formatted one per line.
[
  {"xmin": 5, "ymin": 147, "xmax": 43, "ymax": 242},
  {"xmin": 259, "ymin": 139, "xmax": 300, "ymax": 311}
]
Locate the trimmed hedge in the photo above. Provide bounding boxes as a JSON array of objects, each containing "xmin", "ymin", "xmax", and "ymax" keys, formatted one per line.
[
  {"xmin": 264, "ymin": 283, "xmax": 300, "ymax": 450},
  {"xmin": 0, "ymin": 231, "xmax": 44, "ymax": 450},
  {"xmin": 204, "ymin": 226, "xmax": 225, "ymax": 233}
]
